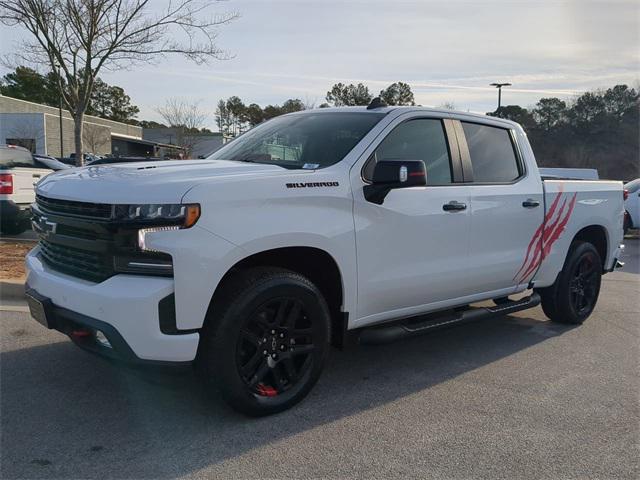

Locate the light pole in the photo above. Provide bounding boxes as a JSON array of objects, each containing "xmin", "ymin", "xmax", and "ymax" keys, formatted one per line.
[
  {"xmin": 53, "ymin": 62, "xmax": 64, "ymax": 157},
  {"xmin": 490, "ymin": 82, "xmax": 511, "ymax": 110}
]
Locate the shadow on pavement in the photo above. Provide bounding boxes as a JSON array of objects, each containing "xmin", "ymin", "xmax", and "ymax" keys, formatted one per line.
[{"xmin": 1, "ymin": 313, "xmax": 574, "ymax": 479}]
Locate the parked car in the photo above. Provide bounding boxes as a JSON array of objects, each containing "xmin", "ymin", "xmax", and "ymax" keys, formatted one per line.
[
  {"xmin": 25, "ymin": 104, "xmax": 625, "ymax": 416},
  {"xmin": 33, "ymin": 154, "xmax": 72, "ymax": 171},
  {"xmin": 0, "ymin": 145, "xmax": 58, "ymax": 235},
  {"xmin": 623, "ymin": 178, "xmax": 640, "ymax": 234}
]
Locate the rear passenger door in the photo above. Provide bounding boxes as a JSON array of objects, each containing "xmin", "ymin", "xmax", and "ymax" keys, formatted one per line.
[{"xmin": 454, "ymin": 119, "xmax": 544, "ymax": 293}]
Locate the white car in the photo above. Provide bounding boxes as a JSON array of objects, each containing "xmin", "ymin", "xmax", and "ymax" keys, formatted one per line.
[
  {"xmin": 25, "ymin": 103, "xmax": 625, "ymax": 415},
  {"xmin": 0, "ymin": 145, "xmax": 58, "ymax": 235},
  {"xmin": 624, "ymin": 178, "xmax": 639, "ymax": 234}
]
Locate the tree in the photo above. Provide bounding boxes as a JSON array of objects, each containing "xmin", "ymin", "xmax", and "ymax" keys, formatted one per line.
[
  {"xmin": 379, "ymin": 82, "xmax": 415, "ymax": 106},
  {"xmin": 438, "ymin": 101, "xmax": 456, "ymax": 110},
  {"xmin": 326, "ymin": 82, "xmax": 372, "ymax": 106},
  {"xmin": 225, "ymin": 96, "xmax": 246, "ymax": 137},
  {"xmin": 281, "ymin": 98, "xmax": 305, "ymax": 113},
  {"xmin": 488, "ymin": 105, "xmax": 536, "ymax": 130},
  {"xmin": 0, "ymin": 66, "xmax": 59, "ymax": 105},
  {"xmin": 215, "ymin": 97, "xmax": 307, "ymax": 136},
  {"xmin": 242, "ymin": 103, "xmax": 264, "ymax": 127},
  {"xmin": 532, "ymin": 98, "xmax": 567, "ymax": 131},
  {"xmin": 156, "ymin": 98, "xmax": 208, "ymax": 156},
  {"xmin": 138, "ymin": 120, "xmax": 167, "ymax": 129},
  {"xmin": 86, "ymin": 79, "xmax": 140, "ymax": 124},
  {"xmin": 0, "ymin": 1, "xmax": 237, "ymax": 165},
  {"xmin": 82, "ymin": 124, "xmax": 110, "ymax": 154}
]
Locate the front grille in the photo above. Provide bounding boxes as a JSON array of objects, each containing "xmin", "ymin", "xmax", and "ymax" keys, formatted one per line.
[
  {"xmin": 36, "ymin": 194, "xmax": 113, "ymax": 219},
  {"xmin": 40, "ymin": 239, "xmax": 113, "ymax": 283}
]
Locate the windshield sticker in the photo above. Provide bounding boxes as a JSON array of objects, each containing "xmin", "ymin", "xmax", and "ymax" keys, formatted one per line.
[{"xmin": 302, "ymin": 163, "xmax": 320, "ymax": 170}]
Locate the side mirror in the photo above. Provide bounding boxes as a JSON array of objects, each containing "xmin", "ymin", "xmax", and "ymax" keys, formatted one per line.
[{"xmin": 364, "ymin": 160, "xmax": 427, "ymax": 204}]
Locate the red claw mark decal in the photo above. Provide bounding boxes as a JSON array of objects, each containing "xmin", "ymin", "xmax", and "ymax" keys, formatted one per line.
[{"xmin": 513, "ymin": 186, "xmax": 577, "ymax": 284}]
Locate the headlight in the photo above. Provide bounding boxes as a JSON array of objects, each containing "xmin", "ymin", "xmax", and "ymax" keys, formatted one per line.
[
  {"xmin": 114, "ymin": 203, "xmax": 200, "ymax": 227},
  {"xmin": 137, "ymin": 226, "xmax": 180, "ymax": 252}
]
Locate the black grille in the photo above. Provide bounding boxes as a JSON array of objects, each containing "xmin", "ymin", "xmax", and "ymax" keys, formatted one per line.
[
  {"xmin": 40, "ymin": 239, "xmax": 113, "ymax": 282},
  {"xmin": 36, "ymin": 194, "xmax": 113, "ymax": 219}
]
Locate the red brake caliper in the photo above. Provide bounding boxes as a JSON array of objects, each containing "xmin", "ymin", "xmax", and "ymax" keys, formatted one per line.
[{"xmin": 257, "ymin": 383, "xmax": 278, "ymax": 397}]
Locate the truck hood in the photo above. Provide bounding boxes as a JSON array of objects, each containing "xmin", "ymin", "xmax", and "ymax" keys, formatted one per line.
[{"xmin": 36, "ymin": 160, "xmax": 288, "ymax": 204}]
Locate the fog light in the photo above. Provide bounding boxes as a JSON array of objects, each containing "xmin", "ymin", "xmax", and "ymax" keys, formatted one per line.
[{"xmin": 95, "ymin": 330, "xmax": 112, "ymax": 349}]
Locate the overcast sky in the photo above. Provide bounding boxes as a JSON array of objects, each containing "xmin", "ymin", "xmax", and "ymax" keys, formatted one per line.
[{"xmin": 1, "ymin": 0, "xmax": 638, "ymax": 129}]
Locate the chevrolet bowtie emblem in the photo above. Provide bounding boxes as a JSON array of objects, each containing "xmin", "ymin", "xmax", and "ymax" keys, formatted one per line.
[{"xmin": 33, "ymin": 215, "xmax": 57, "ymax": 237}]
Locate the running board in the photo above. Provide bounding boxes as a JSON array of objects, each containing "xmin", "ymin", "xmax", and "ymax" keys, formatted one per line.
[{"xmin": 358, "ymin": 293, "xmax": 541, "ymax": 345}]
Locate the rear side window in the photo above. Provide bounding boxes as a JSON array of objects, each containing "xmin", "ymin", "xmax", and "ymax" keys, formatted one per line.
[
  {"xmin": 364, "ymin": 119, "xmax": 452, "ymax": 185},
  {"xmin": 461, "ymin": 122, "xmax": 521, "ymax": 183},
  {"xmin": 0, "ymin": 147, "xmax": 35, "ymax": 169}
]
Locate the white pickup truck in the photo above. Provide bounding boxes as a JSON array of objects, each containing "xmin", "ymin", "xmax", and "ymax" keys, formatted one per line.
[
  {"xmin": 25, "ymin": 103, "xmax": 625, "ymax": 415},
  {"xmin": 0, "ymin": 145, "xmax": 69, "ymax": 234}
]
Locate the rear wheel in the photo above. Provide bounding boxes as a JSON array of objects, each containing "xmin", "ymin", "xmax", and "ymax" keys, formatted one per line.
[
  {"xmin": 197, "ymin": 268, "xmax": 331, "ymax": 416},
  {"xmin": 537, "ymin": 241, "xmax": 602, "ymax": 324}
]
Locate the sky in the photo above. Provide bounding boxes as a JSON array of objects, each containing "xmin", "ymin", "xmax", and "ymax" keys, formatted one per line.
[{"xmin": 0, "ymin": 0, "xmax": 638, "ymax": 130}]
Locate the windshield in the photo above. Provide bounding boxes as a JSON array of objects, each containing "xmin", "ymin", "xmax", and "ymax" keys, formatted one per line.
[{"xmin": 208, "ymin": 112, "xmax": 385, "ymax": 169}]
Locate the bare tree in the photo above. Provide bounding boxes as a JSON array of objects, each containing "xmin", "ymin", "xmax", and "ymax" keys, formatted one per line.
[
  {"xmin": 82, "ymin": 123, "xmax": 110, "ymax": 154},
  {"xmin": 438, "ymin": 101, "xmax": 456, "ymax": 110},
  {"xmin": 0, "ymin": 0, "xmax": 238, "ymax": 165},
  {"xmin": 155, "ymin": 98, "xmax": 208, "ymax": 157}
]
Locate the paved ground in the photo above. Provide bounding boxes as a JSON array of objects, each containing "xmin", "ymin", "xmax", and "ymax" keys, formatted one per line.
[{"xmin": 1, "ymin": 240, "xmax": 638, "ymax": 479}]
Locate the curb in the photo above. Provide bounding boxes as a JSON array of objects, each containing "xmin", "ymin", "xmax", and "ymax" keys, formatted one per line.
[{"xmin": 0, "ymin": 280, "xmax": 26, "ymax": 302}]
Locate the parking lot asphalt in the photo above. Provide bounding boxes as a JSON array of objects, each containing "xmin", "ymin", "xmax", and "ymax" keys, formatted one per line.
[{"xmin": 1, "ymin": 240, "xmax": 638, "ymax": 479}]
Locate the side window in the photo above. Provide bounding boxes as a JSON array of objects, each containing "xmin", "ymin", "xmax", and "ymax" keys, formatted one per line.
[
  {"xmin": 461, "ymin": 122, "xmax": 521, "ymax": 183},
  {"xmin": 363, "ymin": 119, "xmax": 452, "ymax": 185}
]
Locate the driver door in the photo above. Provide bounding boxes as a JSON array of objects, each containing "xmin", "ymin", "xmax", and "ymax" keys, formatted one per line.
[{"xmin": 351, "ymin": 115, "xmax": 472, "ymax": 327}]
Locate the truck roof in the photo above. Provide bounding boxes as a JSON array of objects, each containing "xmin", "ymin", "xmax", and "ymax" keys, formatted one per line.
[{"xmin": 288, "ymin": 105, "xmax": 520, "ymax": 129}]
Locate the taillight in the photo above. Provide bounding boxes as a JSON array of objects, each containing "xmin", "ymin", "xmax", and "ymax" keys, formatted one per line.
[
  {"xmin": 623, "ymin": 189, "xmax": 629, "ymax": 201},
  {"xmin": 0, "ymin": 173, "xmax": 13, "ymax": 194}
]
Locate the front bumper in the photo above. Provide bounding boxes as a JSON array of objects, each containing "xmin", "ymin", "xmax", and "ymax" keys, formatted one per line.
[{"xmin": 25, "ymin": 247, "xmax": 199, "ymax": 363}]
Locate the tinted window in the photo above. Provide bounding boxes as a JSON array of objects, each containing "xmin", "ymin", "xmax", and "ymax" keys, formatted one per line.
[
  {"xmin": 209, "ymin": 112, "xmax": 385, "ymax": 169},
  {"xmin": 364, "ymin": 119, "xmax": 452, "ymax": 185},
  {"xmin": 461, "ymin": 122, "xmax": 520, "ymax": 182}
]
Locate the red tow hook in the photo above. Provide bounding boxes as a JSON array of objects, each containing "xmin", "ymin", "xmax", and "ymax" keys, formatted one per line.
[{"xmin": 71, "ymin": 329, "xmax": 92, "ymax": 338}]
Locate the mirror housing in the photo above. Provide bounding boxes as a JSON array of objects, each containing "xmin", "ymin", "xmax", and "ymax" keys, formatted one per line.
[{"xmin": 364, "ymin": 160, "xmax": 427, "ymax": 204}]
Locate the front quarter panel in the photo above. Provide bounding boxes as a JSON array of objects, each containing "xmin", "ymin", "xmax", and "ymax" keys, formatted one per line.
[{"xmin": 151, "ymin": 167, "xmax": 357, "ymax": 330}]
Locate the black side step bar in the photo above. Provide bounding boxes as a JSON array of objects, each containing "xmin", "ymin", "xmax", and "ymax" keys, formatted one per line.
[{"xmin": 358, "ymin": 293, "xmax": 541, "ymax": 345}]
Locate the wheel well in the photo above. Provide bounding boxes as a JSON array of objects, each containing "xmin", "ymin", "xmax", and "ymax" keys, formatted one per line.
[
  {"xmin": 212, "ymin": 247, "xmax": 346, "ymax": 347},
  {"xmin": 574, "ymin": 225, "xmax": 607, "ymax": 268}
]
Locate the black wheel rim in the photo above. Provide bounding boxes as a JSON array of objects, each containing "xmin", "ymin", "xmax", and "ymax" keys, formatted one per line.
[
  {"xmin": 569, "ymin": 253, "xmax": 599, "ymax": 316},
  {"xmin": 236, "ymin": 297, "xmax": 316, "ymax": 398}
]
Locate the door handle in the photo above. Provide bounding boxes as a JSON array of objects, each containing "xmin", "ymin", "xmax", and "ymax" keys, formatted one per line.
[
  {"xmin": 522, "ymin": 199, "xmax": 540, "ymax": 208},
  {"xmin": 32, "ymin": 174, "xmax": 41, "ymax": 178},
  {"xmin": 443, "ymin": 201, "xmax": 467, "ymax": 212}
]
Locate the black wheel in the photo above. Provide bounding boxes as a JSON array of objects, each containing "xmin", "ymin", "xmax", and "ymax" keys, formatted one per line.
[
  {"xmin": 0, "ymin": 222, "xmax": 27, "ymax": 235},
  {"xmin": 197, "ymin": 268, "xmax": 331, "ymax": 416},
  {"xmin": 537, "ymin": 241, "xmax": 602, "ymax": 324}
]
